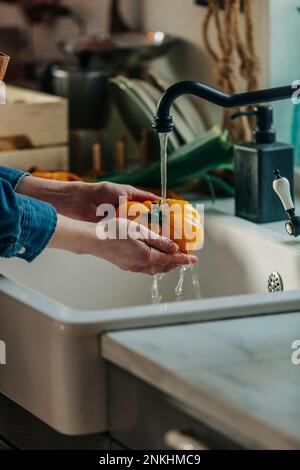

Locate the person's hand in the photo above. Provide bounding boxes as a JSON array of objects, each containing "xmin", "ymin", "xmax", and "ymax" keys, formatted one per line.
[
  {"xmin": 65, "ymin": 180, "xmax": 159, "ymax": 222},
  {"xmin": 48, "ymin": 215, "xmax": 198, "ymax": 275},
  {"xmin": 95, "ymin": 218, "xmax": 197, "ymax": 274},
  {"xmin": 91, "ymin": 181, "xmax": 159, "ymax": 209},
  {"xmin": 17, "ymin": 176, "xmax": 159, "ymax": 222}
]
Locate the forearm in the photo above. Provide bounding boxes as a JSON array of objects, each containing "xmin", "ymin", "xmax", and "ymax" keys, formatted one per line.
[
  {"xmin": 0, "ymin": 177, "xmax": 57, "ymax": 262},
  {"xmin": 0, "ymin": 172, "xmax": 98, "ymax": 260},
  {"xmin": 16, "ymin": 175, "xmax": 84, "ymax": 219},
  {"xmin": 48, "ymin": 214, "xmax": 95, "ymax": 255}
]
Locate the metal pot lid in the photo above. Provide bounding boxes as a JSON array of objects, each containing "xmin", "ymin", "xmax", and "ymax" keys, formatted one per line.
[
  {"xmin": 60, "ymin": 32, "xmax": 178, "ymax": 55},
  {"xmin": 58, "ymin": 32, "xmax": 179, "ymax": 71}
]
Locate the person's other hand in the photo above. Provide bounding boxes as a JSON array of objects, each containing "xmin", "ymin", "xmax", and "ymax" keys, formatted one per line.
[
  {"xmin": 71, "ymin": 181, "xmax": 159, "ymax": 222},
  {"xmin": 17, "ymin": 177, "xmax": 158, "ymax": 223}
]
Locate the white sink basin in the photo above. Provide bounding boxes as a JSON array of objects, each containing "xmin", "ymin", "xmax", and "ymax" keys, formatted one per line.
[
  {"xmin": 1, "ymin": 207, "xmax": 300, "ymax": 435},
  {"xmin": 1, "ymin": 209, "xmax": 300, "ymax": 308}
]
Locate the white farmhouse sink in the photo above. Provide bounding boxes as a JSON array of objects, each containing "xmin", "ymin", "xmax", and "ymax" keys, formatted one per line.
[{"xmin": 1, "ymin": 206, "xmax": 300, "ymax": 435}]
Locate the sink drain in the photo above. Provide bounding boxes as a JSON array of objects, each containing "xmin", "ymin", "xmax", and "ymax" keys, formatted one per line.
[{"xmin": 268, "ymin": 272, "xmax": 284, "ymax": 292}]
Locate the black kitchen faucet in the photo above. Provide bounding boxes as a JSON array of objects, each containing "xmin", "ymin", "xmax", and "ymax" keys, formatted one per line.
[{"xmin": 153, "ymin": 80, "xmax": 300, "ymax": 133}]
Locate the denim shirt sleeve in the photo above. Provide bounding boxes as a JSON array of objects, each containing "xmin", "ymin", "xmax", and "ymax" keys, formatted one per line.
[
  {"xmin": 0, "ymin": 177, "xmax": 57, "ymax": 262},
  {"xmin": 0, "ymin": 166, "xmax": 29, "ymax": 190}
]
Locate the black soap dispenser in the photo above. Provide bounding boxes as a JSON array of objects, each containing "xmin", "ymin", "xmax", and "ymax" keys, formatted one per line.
[{"xmin": 232, "ymin": 105, "xmax": 294, "ymax": 223}]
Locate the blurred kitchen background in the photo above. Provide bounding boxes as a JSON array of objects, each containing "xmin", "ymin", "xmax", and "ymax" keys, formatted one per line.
[{"xmin": 1, "ymin": 0, "xmax": 300, "ymax": 195}]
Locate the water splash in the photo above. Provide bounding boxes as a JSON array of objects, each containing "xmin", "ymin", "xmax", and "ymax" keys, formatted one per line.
[
  {"xmin": 188, "ymin": 254, "xmax": 202, "ymax": 299},
  {"xmin": 175, "ymin": 265, "xmax": 189, "ymax": 302},
  {"xmin": 151, "ymin": 273, "xmax": 165, "ymax": 305},
  {"xmin": 174, "ymin": 255, "xmax": 202, "ymax": 302}
]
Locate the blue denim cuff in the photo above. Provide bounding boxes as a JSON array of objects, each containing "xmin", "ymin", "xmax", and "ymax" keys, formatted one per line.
[
  {"xmin": 0, "ymin": 166, "xmax": 29, "ymax": 190},
  {"xmin": 4, "ymin": 194, "xmax": 57, "ymax": 262}
]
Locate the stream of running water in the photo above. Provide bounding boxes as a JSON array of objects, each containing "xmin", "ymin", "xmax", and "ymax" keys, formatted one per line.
[{"xmin": 151, "ymin": 133, "xmax": 202, "ymax": 304}]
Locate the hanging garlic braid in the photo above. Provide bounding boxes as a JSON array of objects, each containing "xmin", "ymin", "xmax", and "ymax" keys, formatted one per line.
[{"xmin": 203, "ymin": 0, "xmax": 260, "ymax": 142}]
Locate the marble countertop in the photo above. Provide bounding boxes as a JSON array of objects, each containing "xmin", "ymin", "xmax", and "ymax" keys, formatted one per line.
[{"xmin": 102, "ymin": 311, "xmax": 300, "ymax": 449}]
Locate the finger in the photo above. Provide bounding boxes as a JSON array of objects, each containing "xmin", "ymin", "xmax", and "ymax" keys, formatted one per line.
[
  {"xmin": 144, "ymin": 233, "xmax": 179, "ymax": 254},
  {"xmin": 143, "ymin": 265, "xmax": 176, "ymax": 275},
  {"xmin": 128, "ymin": 186, "xmax": 159, "ymax": 202},
  {"xmin": 151, "ymin": 251, "xmax": 198, "ymax": 266}
]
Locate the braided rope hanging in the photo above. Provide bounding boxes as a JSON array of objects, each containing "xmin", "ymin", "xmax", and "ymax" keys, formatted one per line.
[{"xmin": 203, "ymin": 0, "xmax": 260, "ymax": 142}]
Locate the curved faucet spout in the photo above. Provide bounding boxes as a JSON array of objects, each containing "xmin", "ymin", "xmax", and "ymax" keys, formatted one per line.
[{"xmin": 153, "ymin": 80, "xmax": 299, "ymax": 133}]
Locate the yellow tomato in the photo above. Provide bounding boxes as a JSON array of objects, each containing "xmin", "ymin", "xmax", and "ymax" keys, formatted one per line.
[{"xmin": 116, "ymin": 199, "xmax": 203, "ymax": 253}]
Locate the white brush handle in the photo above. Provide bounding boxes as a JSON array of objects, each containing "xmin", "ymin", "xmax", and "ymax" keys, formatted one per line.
[{"xmin": 273, "ymin": 177, "xmax": 294, "ymax": 212}]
